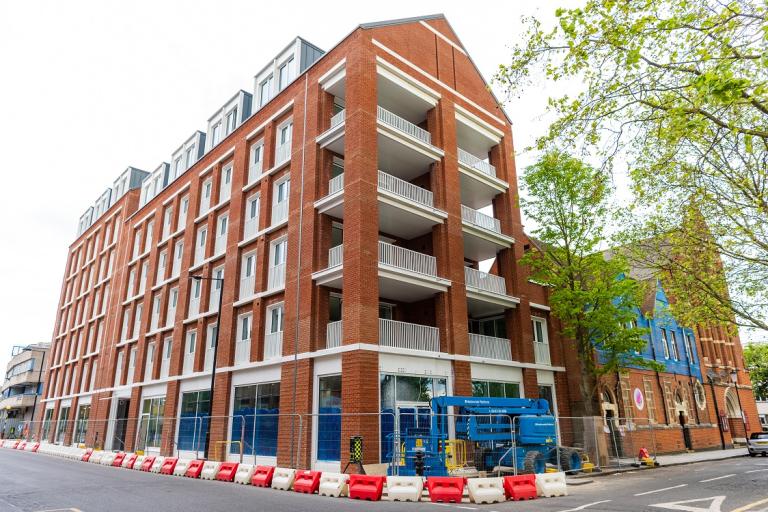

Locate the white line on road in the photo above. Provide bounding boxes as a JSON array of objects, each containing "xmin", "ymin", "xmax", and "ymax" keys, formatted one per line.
[
  {"xmin": 635, "ymin": 484, "xmax": 688, "ymax": 496},
  {"xmin": 455, "ymin": 507, "xmax": 478, "ymax": 511},
  {"xmin": 745, "ymin": 468, "xmax": 768, "ymax": 473},
  {"xmin": 699, "ymin": 474, "xmax": 735, "ymax": 483},
  {"xmin": 558, "ymin": 500, "xmax": 612, "ymax": 511}
]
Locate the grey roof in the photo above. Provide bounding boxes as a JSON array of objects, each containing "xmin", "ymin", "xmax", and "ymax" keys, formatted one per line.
[{"xmin": 359, "ymin": 13, "xmax": 446, "ymax": 29}]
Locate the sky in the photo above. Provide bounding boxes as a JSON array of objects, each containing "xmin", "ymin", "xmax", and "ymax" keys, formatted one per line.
[{"xmin": 0, "ymin": 1, "xmax": 756, "ymax": 373}]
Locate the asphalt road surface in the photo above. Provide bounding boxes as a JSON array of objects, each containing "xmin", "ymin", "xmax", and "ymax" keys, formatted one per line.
[{"xmin": 1, "ymin": 449, "xmax": 767, "ymax": 512}]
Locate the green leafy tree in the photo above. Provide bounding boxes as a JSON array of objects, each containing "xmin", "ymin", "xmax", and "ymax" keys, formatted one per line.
[
  {"xmin": 495, "ymin": 0, "xmax": 768, "ymax": 332},
  {"xmin": 521, "ymin": 151, "xmax": 652, "ymax": 416},
  {"xmin": 744, "ymin": 342, "xmax": 768, "ymax": 400}
]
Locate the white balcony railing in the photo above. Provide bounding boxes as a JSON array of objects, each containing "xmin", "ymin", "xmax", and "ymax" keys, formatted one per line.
[
  {"xmin": 328, "ymin": 245, "xmax": 343, "ymax": 268},
  {"xmin": 328, "ymin": 173, "xmax": 344, "ymax": 195},
  {"xmin": 469, "ymin": 333, "xmax": 512, "ymax": 360},
  {"xmin": 267, "ymin": 263, "xmax": 286, "ymax": 290},
  {"xmin": 326, "ymin": 320, "xmax": 342, "ymax": 349},
  {"xmin": 204, "ymin": 347, "xmax": 213, "ymax": 372},
  {"xmin": 461, "ymin": 205, "xmax": 501, "ymax": 233},
  {"xmin": 183, "ymin": 353, "xmax": 194, "ymax": 374},
  {"xmin": 243, "ymin": 217, "xmax": 258, "ymax": 240},
  {"xmin": 126, "ymin": 365, "xmax": 135, "ymax": 385},
  {"xmin": 209, "ymin": 291, "xmax": 220, "ymax": 313},
  {"xmin": 464, "ymin": 267, "xmax": 507, "ymax": 295},
  {"xmin": 458, "ymin": 148, "xmax": 496, "ymax": 178},
  {"xmin": 272, "ymin": 201, "xmax": 289, "ymax": 225},
  {"xmin": 240, "ymin": 275, "xmax": 255, "ymax": 299},
  {"xmin": 160, "ymin": 358, "xmax": 170, "ymax": 379},
  {"xmin": 330, "ymin": 109, "xmax": 345, "ymax": 129},
  {"xmin": 150, "ymin": 312, "xmax": 159, "ymax": 332},
  {"xmin": 248, "ymin": 161, "xmax": 263, "ymax": 184},
  {"xmin": 235, "ymin": 339, "xmax": 250, "ymax": 364},
  {"xmin": 534, "ymin": 342, "xmax": 551, "ymax": 365},
  {"xmin": 214, "ymin": 234, "xmax": 226, "ymax": 255},
  {"xmin": 378, "ymin": 170, "xmax": 434, "ymax": 208},
  {"xmin": 378, "ymin": 241, "xmax": 437, "ymax": 277},
  {"xmin": 188, "ymin": 297, "xmax": 200, "ymax": 318},
  {"xmin": 144, "ymin": 361, "xmax": 153, "ymax": 382},
  {"xmin": 264, "ymin": 332, "xmax": 283, "ymax": 360},
  {"xmin": 379, "ymin": 318, "xmax": 440, "ymax": 352},
  {"xmin": 194, "ymin": 247, "xmax": 205, "ymax": 265},
  {"xmin": 377, "ymin": 106, "xmax": 431, "ymax": 145},
  {"xmin": 276, "ymin": 142, "xmax": 291, "ymax": 166}
]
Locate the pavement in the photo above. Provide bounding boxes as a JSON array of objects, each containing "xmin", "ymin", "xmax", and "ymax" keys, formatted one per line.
[{"xmin": 0, "ymin": 448, "xmax": 767, "ymax": 511}]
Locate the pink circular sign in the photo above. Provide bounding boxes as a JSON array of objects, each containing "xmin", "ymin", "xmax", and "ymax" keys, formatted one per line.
[{"xmin": 633, "ymin": 388, "xmax": 645, "ymax": 410}]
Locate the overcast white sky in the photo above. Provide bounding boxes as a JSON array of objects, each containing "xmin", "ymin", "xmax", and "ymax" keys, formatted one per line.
[{"xmin": 9, "ymin": 0, "xmax": 755, "ymax": 376}]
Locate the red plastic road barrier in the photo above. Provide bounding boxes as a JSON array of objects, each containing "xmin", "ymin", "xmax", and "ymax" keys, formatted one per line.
[
  {"xmin": 503, "ymin": 475, "xmax": 537, "ymax": 501},
  {"xmin": 30, "ymin": 442, "xmax": 40, "ymax": 453},
  {"xmin": 140, "ymin": 456, "xmax": 156, "ymax": 472},
  {"xmin": 185, "ymin": 460, "xmax": 205, "ymax": 479},
  {"xmin": 81, "ymin": 448, "xmax": 94, "ymax": 462},
  {"xmin": 11, "ymin": 441, "xmax": 19, "ymax": 449},
  {"xmin": 426, "ymin": 477, "xmax": 465, "ymax": 503},
  {"xmin": 160, "ymin": 457, "xmax": 178, "ymax": 475},
  {"xmin": 123, "ymin": 453, "xmax": 138, "ymax": 469},
  {"xmin": 251, "ymin": 466, "xmax": 275, "ymax": 487},
  {"xmin": 112, "ymin": 453, "xmax": 126, "ymax": 467},
  {"xmin": 216, "ymin": 462, "xmax": 239, "ymax": 482},
  {"xmin": 348, "ymin": 475, "xmax": 386, "ymax": 501},
  {"xmin": 17, "ymin": 442, "xmax": 26, "ymax": 450},
  {"xmin": 293, "ymin": 470, "xmax": 322, "ymax": 494}
]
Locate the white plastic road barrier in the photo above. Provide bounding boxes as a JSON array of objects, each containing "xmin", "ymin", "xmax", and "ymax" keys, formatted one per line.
[
  {"xmin": 234, "ymin": 464, "xmax": 255, "ymax": 485},
  {"xmin": 536, "ymin": 471, "xmax": 568, "ymax": 497},
  {"xmin": 133, "ymin": 455, "xmax": 146, "ymax": 470},
  {"xmin": 150, "ymin": 456, "xmax": 166, "ymax": 473},
  {"xmin": 100, "ymin": 452, "xmax": 117, "ymax": 466},
  {"xmin": 467, "ymin": 477, "xmax": 505, "ymax": 504},
  {"xmin": 90, "ymin": 452, "xmax": 105, "ymax": 464},
  {"xmin": 271, "ymin": 467, "xmax": 296, "ymax": 491},
  {"xmin": 200, "ymin": 461, "xmax": 222, "ymax": 481},
  {"xmin": 24, "ymin": 443, "xmax": 36, "ymax": 452},
  {"xmin": 122, "ymin": 455, "xmax": 136, "ymax": 468},
  {"xmin": 386, "ymin": 476, "xmax": 424, "ymax": 502},
  {"xmin": 318, "ymin": 473, "xmax": 349, "ymax": 498},
  {"xmin": 173, "ymin": 459, "xmax": 191, "ymax": 477}
]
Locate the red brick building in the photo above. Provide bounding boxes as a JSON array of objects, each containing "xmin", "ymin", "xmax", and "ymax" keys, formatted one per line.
[{"xmin": 38, "ymin": 15, "xmax": 572, "ymax": 470}]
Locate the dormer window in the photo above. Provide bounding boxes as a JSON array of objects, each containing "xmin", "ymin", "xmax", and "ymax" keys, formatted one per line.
[
  {"xmin": 259, "ymin": 75, "xmax": 273, "ymax": 108},
  {"xmin": 278, "ymin": 57, "xmax": 294, "ymax": 90},
  {"xmin": 185, "ymin": 146, "xmax": 195, "ymax": 168},
  {"xmin": 226, "ymin": 108, "xmax": 238, "ymax": 134},
  {"xmin": 174, "ymin": 156, "xmax": 183, "ymax": 178},
  {"xmin": 212, "ymin": 122, "xmax": 222, "ymax": 146}
]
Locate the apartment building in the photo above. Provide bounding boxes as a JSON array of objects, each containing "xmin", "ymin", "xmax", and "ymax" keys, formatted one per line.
[
  {"xmin": 1, "ymin": 343, "xmax": 50, "ymax": 438},
  {"xmin": 39, "ymin": 15, "xmax": 568, "ymax": 470}
]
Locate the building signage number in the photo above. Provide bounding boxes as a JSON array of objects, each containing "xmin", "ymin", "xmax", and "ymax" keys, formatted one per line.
[{"xmin": 633, "ymin": 388, "xmax": 645, "ymax": 410}]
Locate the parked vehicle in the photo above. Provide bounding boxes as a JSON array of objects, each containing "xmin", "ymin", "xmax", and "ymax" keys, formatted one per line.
[{"xmin": 747, "ymin": 432, "xmax": 768, "ymax": 457}]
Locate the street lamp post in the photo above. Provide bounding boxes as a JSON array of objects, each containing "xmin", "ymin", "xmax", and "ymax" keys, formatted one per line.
[
  {"xmin": 189, "ymin": 274, "xmax": 224, "ymax": 460},
  {"xmin": 730, "ymin": 368, "xmax": 748, "ymax": 439}
]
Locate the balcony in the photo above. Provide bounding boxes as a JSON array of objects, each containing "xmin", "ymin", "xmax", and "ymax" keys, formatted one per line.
[
  {"xmin": 379, "ymin": 318, "xmax": 439, "ymax": 352},
  {"xmin": 239, "ymin": 274, "xmax": 255, "ymax": 300},
  {"xmin": 264, "ymin": 332, "xmax": 283, "ymax": 360},
  {"xmin": 188, "ymin": 297, "xmax": 200, "ymax": 318},
  {"xmin": 534, "ymin": 342, "xmax": 551, "ymax": 365},
  {"xmin": 234, "ymin": 339, "xmax": 250, "ymax": 364},
  {"xmin": 0, "ymin": 393, "xmax": 37, "ymax": 410},
  {"xmin": 183, "ymin": 352, "xmax": 194, "ymax": 374},
  {"xmin": 464, "ymin": 267, "xmax": 519, "ymax": 315},
  {"xmin": 204, "ymin": 346, "xmax": 213, "ymax": 371},
  {"xmin": 267, "ymin": 263, "xmax": 286, "ymax": 291},
  {"xmin": 326, "ymin": 320, "xmax": 342, "ymax": 349},
  {"xmin": 248, "ymin": 161, "xmax": 263, "ymax": 185},
  {"xmin": 160, "ymin": 358, "xmax": 170, "ymax": 379},
  {"xmin": 316, "ymin": 109, "xmax": 346, "ymax": 153},
  {"xmin": 214, "ymin": 234, "xmax": 226, "ymax": 255},
  {"xmin": 194, "ymin": 246, "xmax": 206, "ymax": 266},
  {"xmin": 275, "ymin": 142, "xmax": 291, "ymax": 167},
  {"xmin": 243, "ymin": 216, "xmax": 259, "ymax": 241},
  {"xmin": 469, "ymin": 333, "xmax": 512, "ymax": 361},
  {"xmin": 313, "ymin": 242, "xmax": 451, "ymax": 302},
  {"xmin": 461, "ymin": 205, "xmax": 513, "ymax": 261},
  {"xmin": 271, "ymin": 200, "xmax": 289, "ymax": 226}
]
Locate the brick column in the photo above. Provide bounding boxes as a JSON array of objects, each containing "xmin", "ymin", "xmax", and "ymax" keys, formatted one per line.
[
  {"xmin": 207, "ymin": 371, "xmax": 233, "ymax": 461},
  {"xmin": 277, "ymin": 359, "xmax": 314, "ymax": 468},
  {"xmin": 340, "ymin": 351, "xmax": 380, "ymax": 470},
  {"xmin": 161, "ymin": 380, "xmax": 181, "ymax": 456}
]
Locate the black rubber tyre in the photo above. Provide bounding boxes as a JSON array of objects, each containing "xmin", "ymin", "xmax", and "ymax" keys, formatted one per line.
[
  {"xmin": 749, "ymin": 452, "xmax": 757, "ymax": 457},
  {"xmin": 523, "ymin": 450, "xmax": 545, "ymax": 474},
  {"xmin": 558, "ymin": 447, "xmax": 583, "ymax": 474}
]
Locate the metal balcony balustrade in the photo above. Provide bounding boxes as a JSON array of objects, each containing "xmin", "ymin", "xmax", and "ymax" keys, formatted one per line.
[
  {"xmin": 267, "ymin": 263, "xmax": 286, "ymax": 290},
  {"xmin": 188, "ymin": 297, "xmax": 200, "ymax": 318},
  {"xmin": 271, "ymin": 200, "xmax": 289, "ymax": 225},
  {"xmin": 330, "ymin": 109, "xmax": 345, "ymax": 129},
  {"xmin": 248, "ymin": 160, "xmax": 263, "ymax": 184},
  {"xmin": 326, "ymin": 320, "xmax": 342, "ymax": 349},
  {"xmin": 379, "ymin": 318, "xmax": 439, "ymax": 352},
  {"xmin": 534, "ymin": 341, "xmax": 551, "ymax": 365},
  {"xmin": 234, "ymin": 338, "xmax": 250, "ymax": 364},
  {"xmin": 328, "ymin": 245, "xmax": 343, "ymax": 268},
  {"xmin": 275, "ymin": 142, "xmax": 291, "ymax": 166},
  {"xmin": 377, "ymin": 106, "xmax": 431, "ymax": 145},
  {"xmin": 264, "ymin": 332, "xmax": 283, "ymax": 360},
  {"xmin": 469, "ymin": 333, "xmax": 512, "ymax": 360},
  {"xmin": 461, "ymin": 205, "xmax": 501, "ymax": 233},
  {"xmin": 243, "ymin": 216, "xmax": 259, "ymax": 240},
  {"xmin": 239, "ymin": 274, "xmax": 255, "ymax": 299},
  {"xmin": 464, "ymin": 267, "xmax": 507, "ymax": 295},
  {"xmin": 458, "ymin": 148, "xmax": 496, "ymax": 177},
  {"xmin": 378, "ymin": 241, "xmax": 437, "ymax": 277},
  {"xmin": 378, "ymin": 170, "xmax": 434, "ymax": 208},
  {"xmin": 328, "ymin": 173, "xmax": 344, "ymax": 195}
]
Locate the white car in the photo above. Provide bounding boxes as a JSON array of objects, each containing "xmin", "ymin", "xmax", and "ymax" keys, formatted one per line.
[{"xmin": 747, "ymin": 432, "xmax": 768, "ymax": 457}]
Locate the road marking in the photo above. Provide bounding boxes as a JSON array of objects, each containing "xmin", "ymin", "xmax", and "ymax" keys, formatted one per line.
[
  {"xmin": 650, "ymin": 496, "xmax": 725, "ymax": 512},
  {"xmin": 699, "ymin": 474, "xmax": 735, "ymax": 483},
  {"xmin": 455, "ymin": 507, "xmax": 477, "ymax": 511},
  {"xmin": 745, "ymin": 468, "xmax": 768, "ymax": 474},
  {"xmin": 558, "ymin": 500, "xmax": 612, "ymax": 511},
  {"xmin": 730, "ymin": 497, "xmax": 768, "ymax": 512},
  {"xmin": 635, "ymin": 484, "xmax": 687, "ymax": 496}
]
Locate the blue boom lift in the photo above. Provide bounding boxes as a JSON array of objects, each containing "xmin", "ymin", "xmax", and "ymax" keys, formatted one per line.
[{"xmin": 389, "ymin": 396, "xmax": 582, "ymax": 476}]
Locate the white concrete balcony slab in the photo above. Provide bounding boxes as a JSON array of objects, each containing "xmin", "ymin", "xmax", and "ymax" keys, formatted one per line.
[
  {"xmin": 464, "ymin": 267, "xmax": 520, "ymax": 316},
  {"xmin": 377, "ymin": 106, "xmax": 443, "ymax": 182},
  {"xmin": 457, "ymin": 148, "xmax": 508, "ymax": 210},
  {"xmin": 312, "ymin": 242, "xmax": 451, "ymax": 302},
  {"xmin": 264, "ymin": 332, "xmax": 283, "ymax": 360},
  {"xmin": 316, "ymin": 110, "xmax": 346, "ymax": 154},
  {"xmin": 326, "ymin": 320, "xmax": 342, "ymax": 349},
  {"xmin": 461, "ymin": 205, "xmax": 514, "ymax": 261},
  {"xmin": 379, "ymin": 318, "xmax": 439, "ymax": 352},
  {"xmin": 469, "ymin": 333, "xmax": 512, "ymax": 361}
]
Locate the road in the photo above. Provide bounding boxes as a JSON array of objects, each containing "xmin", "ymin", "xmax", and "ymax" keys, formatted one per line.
[{"xmin": 0, "ymin": 449, "xmax": 767, "ymax": 512}]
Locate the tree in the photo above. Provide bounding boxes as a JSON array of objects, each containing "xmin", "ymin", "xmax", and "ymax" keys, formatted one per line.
[
  {"xmin": 495, "ymin": 0, "xmax": 768, "ymax": 332},
  {"xmin": 744, "ymin": 343, "xmax": 768, "ymax": 401},
  {"xmin": 521, "ymin": 151, "xmax": 652, "ymax": 416}
]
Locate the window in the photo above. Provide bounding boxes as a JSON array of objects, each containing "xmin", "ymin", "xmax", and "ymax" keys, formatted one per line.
[
  {"xmin": 267, "ymin": 303, "xmax": 284, "ymax": 334},
  {"xmin": 271, "ymin": 238, "xmax": 287, "ymax": 270},
  {"xmin": 172, "ymin": 241, "xmax": 183, "ymax": 277},
  {"xmin": 204, "ymin": 323, "xmax": 218, "ymax": 371},
  {"xmin": 167, "ymin": 287, "xmax": 178, "ymax": 327},
  {"xmin": 219, "ymin": 165, "xmax": 232, "ymax": 202},
  {"xmin": 195, "ymin": 227, "xmax": 207, "ymax": 264},
  {"xmin": 240, "ymin": 251, "xmax": 256, "ymax": 299},
  {"xmin": 249, "ymin": 142, "xmax": 263, "ymax": 181},
  {"xmin": 156, "ymin": 250, "xmax": 167, "ymax": 284},
  {"xmin": 160, "ymin": 338, "xmax": 172, "ymax": 378},
  {"xmin": 317, "ymin": 375, "xmax": 342, "ymax": 461},
  {"xmin": 55, "ymin": 406, "xmax": 70, "ymax": 443},
  {"xmin": 132, "ymin": 304, "xmax": 143, "ymax": 339},
  {"xmin": 185, "ymin": 146, "xmax": 195, "ymax": 169},
  {"xmin": 244, "ymin": 194, "xmax": 260, "ymax": 239},
  {"xmin": 151, "ymin": 295, "xmax": 161, "ymax": 331},
  {"xmin": 177, "ymin": 390, "xmax": 210, "ymax": 451},
  {"xmin": 215, "ymin": 215, "xmax": 228, "ymax": 254},
  {"xmin": 660, "ymin": 328, "xmax": 670, "ymax": 359},
  {"xmin": 162, "ymin": 208, "xmax": 173, "ymax": 239},
  {"xmin": 178, "ymin": 196, "xmax": 189, "ymax": 229},
  {"xmin": 145, "ymin": 221, "xmax": 154, "ymax": 249},
  {"xmin": 685, "ymin": 332, "xmax": 695, "ymax": 361},
  {"xmin": 211, "ymin": 122, "xmax": 222, "ymax": 147},
  {"xmin": 231, "ymin": 383, "xmax": 280, "ymax": 455},
  {"xmin": 200, "ymin": 179, "xmax": 212, "ymax": 215},
  {"xmin": 669, "ymin": 330, "xmax": 680, "ymax": 360},
  {"xmin": 133, "ymin": 230, "xmax": 142, "ymax": 259},
  {"xmin": 138, "ymin": 261, "xmax": 148, "ymax": 294},
  {"xmin": 138, "ymin": 396, "xmax": 165, "ymax": 450},
  {"xmin": 183, "ymin": 330, "xmax": 197, "ymax": 374},
  {"xmin": 145, "ymin": 342, "xmax": 155, "ymax": 381},
  {"xmin": 209, "ymin": 266, "xmax": 224, "ymax": 312},
  {"xmin": 259, "ymin": 75, "xmax": 273, "ymax": 107},
  {"xmin": 278, "ymin": 57, "xmax": 294, "ymax": 90},
  {"xmin": 127, "ymin": 347, "xmax": 137, "ymax": 384},
  {"xmin": 225, "ymin": 108, "xmax": 237, "ymax": 134},
  {"xmin": 73, "ymin": 404, "xmax": 90, "ymax": 445},
  {"xmin": 468, "ymin": 316, "xmax": 506, "ymax": 338},
  {"xmin": 121, "ymin": 310, "xmax": 130, "ymax": 341},
  {"xmin": 472, "ymin": 380, "xmax": 521, "ymax": 398},
  {"xmin": 89, "ymin": 360, "xmax": 98, "ymax": 391},
  {"xmin": 235, "ymin": 314, "xmax": 252, "ymax": 364},
  {"xmin": 271, "ymin": 178, "xmax": 290, "ymax": 225},
  {"xmin": 126, "ymin": 269, "xmax": 136, "ymax": 299}
]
